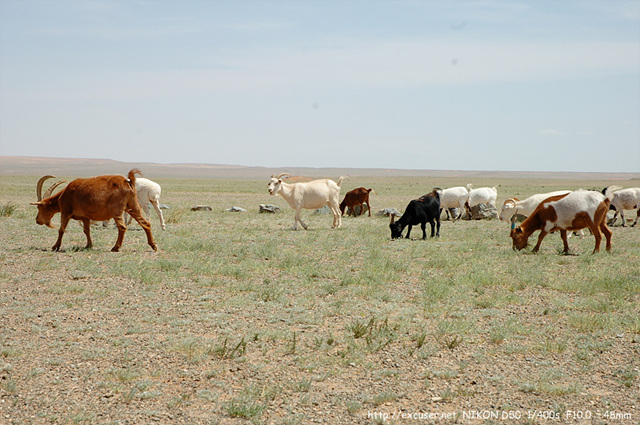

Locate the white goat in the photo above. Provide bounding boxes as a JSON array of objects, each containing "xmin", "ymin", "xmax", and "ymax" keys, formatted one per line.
[
  {"xmin": 499, "ymin": 191, "xmax": 571, "ymax": 222},
  {"xmin": 465, "ymin": 184, "xmax": 497, "ymax": 218},
  {"xmin": 267, "ymin": 173, "xmax": 343, "ymax": 230},
  {"xmin": 608, "ymin": 187, "xmax": 640, "ymax": 227},
  {"xmin": 99, "ymin": 177, "xmax": 165, "ymax": 230},
  {"xmin": 434, "ymin": 186, "xmax": 469, "ymax": 220}
]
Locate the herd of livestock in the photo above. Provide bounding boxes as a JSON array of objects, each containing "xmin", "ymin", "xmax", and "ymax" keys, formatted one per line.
[{"xmin": 30, "ymin": 169, "xmax": 640, "ymax": 254}]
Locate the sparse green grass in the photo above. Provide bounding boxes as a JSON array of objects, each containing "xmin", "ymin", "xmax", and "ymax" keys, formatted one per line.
[
  {"xmin": 0, "ymin": 201, "xmax": 17, "ymax": 216},
  {"xmin": 1, "ymin": 174, "xmax": 639, "ymax": 424}
]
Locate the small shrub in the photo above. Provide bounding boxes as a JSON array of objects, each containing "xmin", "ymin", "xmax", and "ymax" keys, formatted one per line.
[
  {"xmin": 224, "ymin": 394, "xmax": 265, "ymax": 419},
  {"xmin": 373, "ymin": 390, "xmax": 397, "ymax": 405},
  {"xmin": 0, "ymin": 202, "xmax": 17, "ymax": 217}
]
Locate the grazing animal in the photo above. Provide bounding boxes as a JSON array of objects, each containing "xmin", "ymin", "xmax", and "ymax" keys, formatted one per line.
[
  {"xmin": 604, "ymin": 187, "xmax": 640, "ymax": 227},
  {"xmin": 124, "ymin": 177, "xmax": 166, "ymax": 230},
  {"xmin": 340, "ymin": 187, "xmax": 372, "ymax": 217},
  {"xmin": 499, "ymin": 191, "xmax": 571, "ymax": 222},
  {"xmin": 510, "ymin": 188, "xmax": 616, "ymax": 254},
  {"xmin": 389, "ymin": 191, "xmax": 441, "ymax": 239},
  {"xmin": 434, "ymin": 186, "xmax": 469, "ymax": 220},
  {"xmin": 31, "ymin": 170, "xmax": 157, "ymax": 252},
  {"xmin": 267, "ymin": 173, "xmax": 344, "ymax": 230},
  {"xmin": 465, "ymin": 184, "xmax": 497, "ymax": 219}
]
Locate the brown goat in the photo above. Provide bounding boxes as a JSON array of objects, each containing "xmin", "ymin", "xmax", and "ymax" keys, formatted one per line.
[
  {"xmin": 340, "ymin": 187, "xmax": 372, "ymax": 217},
  {"xmin": 31, "ymin": 169, "xmax": 157, "ymax": 252}
]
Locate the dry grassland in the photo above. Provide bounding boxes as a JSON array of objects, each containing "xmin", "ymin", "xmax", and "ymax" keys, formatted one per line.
[{"xmin": 1, "ymin": 174, "xmax": 639, "ymax": 425}]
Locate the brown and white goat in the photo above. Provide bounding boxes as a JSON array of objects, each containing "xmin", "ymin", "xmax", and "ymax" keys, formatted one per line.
[
  {"xmin": 31, "ymin": 169, "xmax": 157, "ymax": 252},
  {"xmin": 340, "ymin": 187, "xmax": 372, "ymax": 217},
  {"xmin": 510, "ymin": 188, "xmax": 616, "ymax": 254}
]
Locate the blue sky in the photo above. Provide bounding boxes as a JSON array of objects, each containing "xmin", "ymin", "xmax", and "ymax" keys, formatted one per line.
[{"xmin": 1, "ymin": 0, "xmax": 638, "ymax": 172}]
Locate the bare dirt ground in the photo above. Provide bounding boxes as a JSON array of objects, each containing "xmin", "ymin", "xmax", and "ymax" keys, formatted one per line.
[{"xmin": 1, "ymin": 157, "xmax": 639, "ymax": 424}]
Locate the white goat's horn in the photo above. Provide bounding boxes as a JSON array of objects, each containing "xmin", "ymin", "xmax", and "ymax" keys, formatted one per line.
[{"xmin": 275, "ymin": 173, "xmax": 291, "ymax": 180}]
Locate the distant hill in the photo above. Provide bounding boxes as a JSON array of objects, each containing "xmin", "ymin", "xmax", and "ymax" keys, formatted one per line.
[{"xmin": 1, "ymin": 156, "xmax": 639, "ymax": 181}]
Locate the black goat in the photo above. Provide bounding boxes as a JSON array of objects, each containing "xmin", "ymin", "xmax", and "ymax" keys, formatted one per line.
[{"xmin": 389, "ymin": 191, "xmax": 441, "ymax": 239}]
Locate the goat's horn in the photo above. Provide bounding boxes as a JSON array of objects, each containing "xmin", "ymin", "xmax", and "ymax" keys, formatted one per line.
[
  {"xmin": 275, "ymin": 173, "xmax": 291, "ymax": 180},
  {"xmin": 36, "ymin": 175, "xmax": 56, "ymax": 201},
  {"xmin": 43, "ymin": 180, "xmax": 68, "ymax": 199}
]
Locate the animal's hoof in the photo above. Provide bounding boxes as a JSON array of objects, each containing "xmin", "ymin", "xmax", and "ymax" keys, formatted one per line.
[{"xmin": 111, "ymin": 247, "xmax": 120, "ymax": 252}]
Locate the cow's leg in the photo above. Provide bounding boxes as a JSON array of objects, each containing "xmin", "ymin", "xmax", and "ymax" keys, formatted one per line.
[
  {"xmin": 435, "ymin": 217, "xmax": 441, "ymax": 237},
  {"xmin": 531, "ymin": 230, "xmax": 548, "ymax": 253},
  {"xmin": 420, "ymin": 222, "xmax": 427, "ymax": 240},
  {"xmin": 52, "ymin": 215, "xmax": 71, "ymax": 251},
  {"xmin": 405, "ymin": 225, "xmax": 412, "ymax": 239},
  {"xmin": 81, "ymin": 218, "xmax": 93, "ymax": 249},
  {"xmin": 559, "ymin": 230, "xmax": 570, "ymax": 254}
]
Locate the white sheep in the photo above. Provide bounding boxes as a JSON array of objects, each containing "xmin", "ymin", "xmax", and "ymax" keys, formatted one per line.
[{"xmin": 267, "ymin": 173, "xmax": 343, "ymax": 230}]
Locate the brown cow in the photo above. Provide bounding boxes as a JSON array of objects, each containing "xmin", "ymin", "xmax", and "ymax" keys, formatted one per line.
[{"xmin": 31, "ymin": 169, "xmax": 157, "ymax": 252}]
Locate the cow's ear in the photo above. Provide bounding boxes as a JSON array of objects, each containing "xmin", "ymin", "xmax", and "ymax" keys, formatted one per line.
[{"xmin": 30, "ymin": 201, "xmax": 44, "ymax": 206}]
